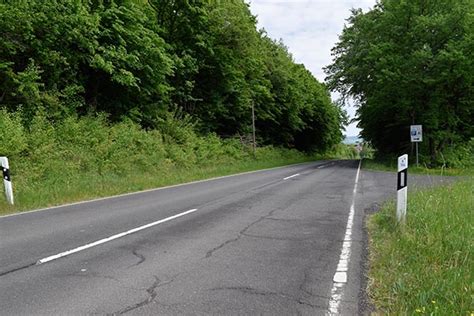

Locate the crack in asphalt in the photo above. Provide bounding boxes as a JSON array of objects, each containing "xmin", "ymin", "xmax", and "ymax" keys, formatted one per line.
[
  {"xmin": 297, "ymin": 269, "xmax": 332, "ymax": 301},
  {"xmin": 265, "ymin": 217, "xmax": 301, "ymax": 222},
  {"xmin": 127, "ymin": 249, "xmax": 146, "ymax": 268},
  {"xmin": 111, "ymin": 275, "xmax": 175, "ymax": 315},
  {"xmin": 209, "ymin": 286, "xmax": 326, "ymax": 310},
  {"xmin": 240, "ymin": 232, "xmax": 313, "ymax": 241},
  {"xmin": 210, "ymin": 286, "xmax": 281, "ymax": 297},
  {"xmin": 205, "ymin": 236, "xmax": 240, "ymax": 258},
  {"xmin": 204, "ymin": 208, "xmax": 280, "ymax": 259},
  {"xmin": 299, "ymin": 269, "xmax": 314, "ymax": 298}
]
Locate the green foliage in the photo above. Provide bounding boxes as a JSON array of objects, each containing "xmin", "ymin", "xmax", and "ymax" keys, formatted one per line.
[
  {"xmin": 0, "ymin": 112, "xmax": 314, "ymax": 213},
  {"xmin": 362, "ymin": 157, "xmax": 474, "ymax": 176},
  {"xmin": 150, "ymin": 0, "xmax": 298, "ymax": 142},
  {"xmin": 0, "ymin": 0, "xmax": 173, "ymax": 122},
  {"xmin": 0, "ymin": 0, "xmax": 343, "ymax": 160},
  {"xmin": 359, "ymin": 143, "xmax": 375, "ymax": 159},
  {"xmin": 368, "ymin": 179, "xmax": 473, "ymax": 314},
  {"xmin": 0, "ymin": 109, "xmax": 27, "ymax": 156},
  {"xmin": 438, "ymin": 138, "xmax": 474, "ymax": 169},
  {"xmin": 326, "ymin": 0, "xmax": 474, "ymax": 164},
  {"xmin": 314, "ymin": 143, "xmax": 360, "ymax": 160}
]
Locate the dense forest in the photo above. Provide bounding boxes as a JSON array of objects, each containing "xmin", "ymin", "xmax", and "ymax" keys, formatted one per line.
[
  {"xmin": 0, "ymin": 0, "xmax": 343, "ymax": 152},
  {"xmin": 326, "ymin": 0, "xmax": 474, "ymax": 165}
]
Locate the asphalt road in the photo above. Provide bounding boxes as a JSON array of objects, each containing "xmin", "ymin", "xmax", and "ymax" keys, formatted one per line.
[{"xmin": 0, "ymin": 160, "xmax": 451, "ymax": 315}]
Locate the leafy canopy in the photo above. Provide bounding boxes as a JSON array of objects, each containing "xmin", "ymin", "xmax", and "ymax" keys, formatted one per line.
[
  {"xmin": 0, "ymin": 0, "xmax": 344, "ymax": 152},
  {"xmin": 325, "ymin": 0, "xmax": 474, "ymax": 163}
]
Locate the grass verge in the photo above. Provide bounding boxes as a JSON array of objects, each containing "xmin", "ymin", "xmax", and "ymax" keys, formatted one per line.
[
  {"xmin": 1, "ymin": 111, "xmax": 335, "ymax": 216},
  {"xmin": 367, "ymin": 177, "xmax": 473, "ymax": 314},
  {"xmin": 362, "ymin": 158, "xmax": 474, "ymax": 176},
  {"xmin": 0, "ymin": 152, "xmax": 315, "ymax": 216},
  {"xmin": 0, "ymin": 111, "xmax": 360, "ymax": 216}
]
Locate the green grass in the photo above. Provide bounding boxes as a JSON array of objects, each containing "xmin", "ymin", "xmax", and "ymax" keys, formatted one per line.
[
  {"xmin": 0, "ymin": 150, "xmax": 316, "ymax": 216},
  {"xmin": 362, "ymin": 158, "xmax": 474, "ymax": 176},
  {"xmin": 0, "ymin": 110, "xmax": 362, "ymax": 216},
  {"xmin": 367, "ymin": 178, "xmax": 474, "ymax": 315},
  {"xmin": 1, "ymin": 111, "xmax": 330, "ymax": 216}
]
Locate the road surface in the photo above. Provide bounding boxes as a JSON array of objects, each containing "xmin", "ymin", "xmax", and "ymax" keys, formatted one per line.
[{"xmin": 0, "ymin": 160, "xmax": 448, "ymax": 315}]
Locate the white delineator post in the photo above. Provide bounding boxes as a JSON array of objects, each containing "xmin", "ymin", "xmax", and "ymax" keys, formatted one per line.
[
  {"xmin": 397, "ymin": 154, "xmax": 408, "ymax": 223},
  {"xmin": 0, "ymin": 157, "xmax": 14, "ymax": 205}
]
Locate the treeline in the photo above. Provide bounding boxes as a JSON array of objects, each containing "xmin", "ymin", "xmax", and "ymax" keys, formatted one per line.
[
  {"xmin": 0, "ymin": 0, "xmax": 343, "ymax": 152},
  {"xmin": 326, "ymin": 0, "xmax": 474, "ymax": 165}
]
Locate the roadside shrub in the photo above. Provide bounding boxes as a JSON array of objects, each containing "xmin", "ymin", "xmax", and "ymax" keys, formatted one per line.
[
  {"xmin": 439, "ymin": 139, "xmax": 474, "ymax": 168},
  {"xmin": 0, "ymin": 109, "xmax": 27, "ymax": 157},
  {"xmin": 319, "ymin": 143, "xmax": 360, "ymax": 159},
  {"xmin": 0, "ymin": 109, "xmax": 316, "ymax": 212}
]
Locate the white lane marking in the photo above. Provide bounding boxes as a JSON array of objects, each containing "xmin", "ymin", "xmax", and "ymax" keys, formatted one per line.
[
  {"xmin": 36, "ymin": 209, "xmax": 198, "ymax": 265},
  {"xmin": 328, "ymin": 160, "xmax": 361, "ymax": 315},
  {"xmin": 317, "ymin": 162, "xmax": 335, "ymax": 169},
  {"xmin": 1, "ymin": 161, "xmax": 319, "ymax": 219},
  {"xmin": 283, "ymin": 173, "xmax": 300, "ymax": 180}
]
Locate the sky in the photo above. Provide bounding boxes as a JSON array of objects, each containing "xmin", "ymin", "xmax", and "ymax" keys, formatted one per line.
[{"xmin": 247, "ymin": 0, "xmax": 377, "ymax": 137}]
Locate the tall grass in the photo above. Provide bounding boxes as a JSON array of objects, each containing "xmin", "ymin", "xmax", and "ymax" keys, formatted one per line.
[
  {"xmin": 362, "ymin": 158, "xmax": 474, "ymax": 176},
  {"xmin": 0, "ymin": 110, "xmax": 314, "ymax": 215},
  {"xmin": 368, "ymin": 179, "xmax": 473, "ymax": 314}
]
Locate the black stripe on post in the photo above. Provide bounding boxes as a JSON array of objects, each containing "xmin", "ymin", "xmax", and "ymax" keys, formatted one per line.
[
  {"xmin": 397, "ymin": 168, "xmax": 407, "ymax": 191},
  {"xmin": 2, "ymin": 167, "xmax": 10, "ymax": 182}
]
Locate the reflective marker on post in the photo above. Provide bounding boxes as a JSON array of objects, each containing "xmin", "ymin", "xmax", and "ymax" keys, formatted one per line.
[
  {"xmin": 396, "ymin": 154, "xmax": 408, "ymax": 223},
  {"xmin": 0, "ymin": 157, "xmax": 14, "ymax": 205}
]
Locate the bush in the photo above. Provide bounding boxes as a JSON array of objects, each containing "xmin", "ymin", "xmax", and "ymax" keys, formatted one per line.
[
  {"xmin": 0, "ymin": 109, "xmax": 27, "ymax": 157},
  {"xmin": 439, "ymin": 139, "xmax": 474, "ymax": 169},
  {"xmin": 0, "ymin": 110, "xmax": 315, "ymax": 212}
]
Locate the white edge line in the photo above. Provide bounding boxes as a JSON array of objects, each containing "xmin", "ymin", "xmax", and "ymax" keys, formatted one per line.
[
  {"xmin": 283, "ymin": 173, "xmax": 300, "ymax": 180},
  {"xmin": 328, "ymin": 160, "xmax": 361, "ymax": 315},
  {"xmin": 36, "ymin": 208, "xmax": 198, "ymax": 265},
  {"xmin": 1, "ymin": 161, "xmax": 325, "ymax": 219}
]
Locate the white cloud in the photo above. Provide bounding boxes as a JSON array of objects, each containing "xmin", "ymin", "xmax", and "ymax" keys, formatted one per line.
[{"xmin": 248, "ymin": 0, "xmax": 377, "ymax": 136}]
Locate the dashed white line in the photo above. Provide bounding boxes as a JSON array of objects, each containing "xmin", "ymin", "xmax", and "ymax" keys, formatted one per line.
[
  {"xmin": 1, "ymin": 161, "xmax": 314, "ymax": 219},
  {"xmin": 328, "ymin": 160, "xmax": 361, "ymax": 315},
  {"xmin": 36, "ymin": 208, "xmax": 198, "ymax": 265},
  {"xmin": 317, "ymin": 162, "xmax": 335, "ymax": 169},
  {"xmin": 283, "ymin": 173, "xmax": 300, "ymax": 180}
]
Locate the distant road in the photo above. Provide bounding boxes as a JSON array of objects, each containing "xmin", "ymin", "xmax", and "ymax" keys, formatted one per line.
[{"xmin": 0, "ymin": 160, "xmax": 447, "ymax": 315}]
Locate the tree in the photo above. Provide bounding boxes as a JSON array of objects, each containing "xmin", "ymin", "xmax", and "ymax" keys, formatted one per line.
[
  {"xmin": 0, "ymin": 0, "xmax": 173, "ymax": 124},
  {"xmin": 1, "ymin": 0, "xmax": 343, "ymax": 152},
  {"xmin": 325, "ymin": 0, "xmax": 474, "ymax": 163}
]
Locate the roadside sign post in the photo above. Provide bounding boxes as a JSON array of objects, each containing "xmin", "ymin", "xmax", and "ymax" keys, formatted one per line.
[
  {"xmin": 0, "ymin": 156, "xmax": 14, "ymax": 205},
  {"xmin": 410, "ymin": 125, "xmax": 422, "ymax": 167},
  {"xmin": 397, "ymin": 154, "xmax": 408, "ymax": 224}
]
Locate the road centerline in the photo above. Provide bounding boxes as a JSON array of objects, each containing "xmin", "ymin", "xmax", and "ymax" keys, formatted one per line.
[
  {"xmin": 283, "ymin": 173, "xmax": 300, "ymax": 180},
  {"xmin": 36, "ymin": 208, "xmax": 198, "ymax": 265}
]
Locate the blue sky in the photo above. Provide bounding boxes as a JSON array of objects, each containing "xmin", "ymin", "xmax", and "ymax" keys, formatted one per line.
[{"xmin": 247, "ymin": 0, "xmax": 377, "ymax": 137}]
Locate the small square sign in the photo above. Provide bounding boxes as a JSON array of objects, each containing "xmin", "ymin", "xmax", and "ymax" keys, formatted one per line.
[{"xmin": 410, "ymin": 125, "xmax": 422, "ymax": 142}]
